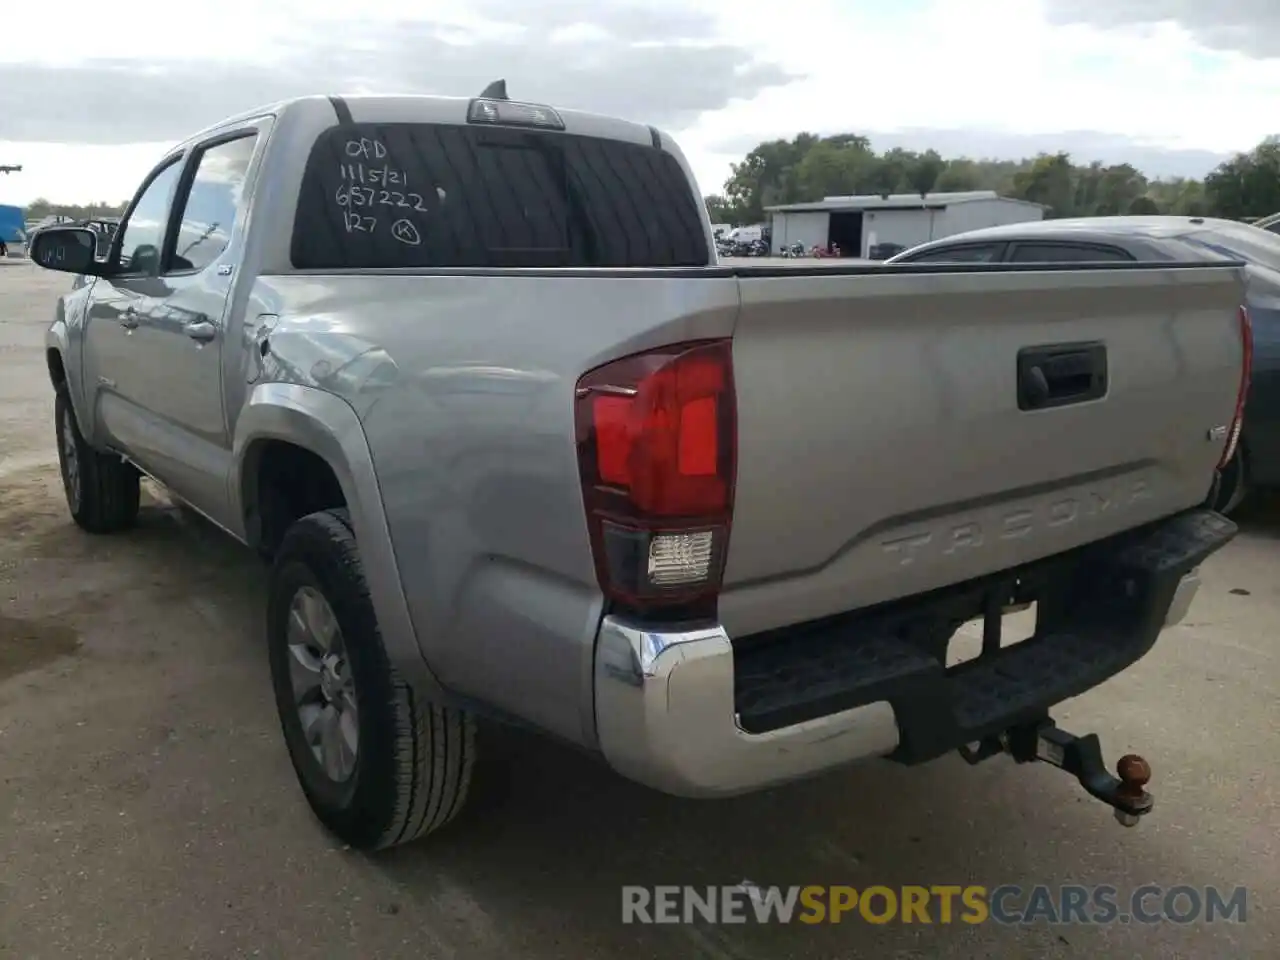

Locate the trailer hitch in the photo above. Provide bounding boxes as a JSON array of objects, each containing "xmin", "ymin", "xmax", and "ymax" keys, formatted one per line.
[{"xmin": 959, "ymin": 719, "xmax": 1153, "ymax": 827}]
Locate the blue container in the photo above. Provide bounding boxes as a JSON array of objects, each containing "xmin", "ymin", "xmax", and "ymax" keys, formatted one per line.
[{"xmin": 0, "ymin": 204, "xmax": 25, "ymax": 252}]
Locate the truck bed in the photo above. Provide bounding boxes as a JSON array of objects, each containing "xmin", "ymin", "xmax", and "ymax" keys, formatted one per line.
[{"xmin": 718, "ymin": 260, "xmax": 1245, "ymax": 637}]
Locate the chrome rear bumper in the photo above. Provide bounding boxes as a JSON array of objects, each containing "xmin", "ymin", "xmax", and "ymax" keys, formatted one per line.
[
  {"xmin": 593, "ymin": 617, "xmax": 899, "ymax": 798},
  {"xmin": 593, "ymin": 567, "xmax": 1205, "ymax": 799}
]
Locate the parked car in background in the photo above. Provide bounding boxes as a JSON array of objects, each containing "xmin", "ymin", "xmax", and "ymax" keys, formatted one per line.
[
  {"xmin": 889, "ymin": 216, "xmax": 1280, "ymax": 514},
  {"xmin": 868, "ymin": 242, "xmax": 906, "ymax": 260},
  {"xmin": 1251, "ymin": 211, "xmax": 1280, "ymax": 235},
  {"xmin": 80, "ymin": 218, "xmax": 120, "ymax": 259}
]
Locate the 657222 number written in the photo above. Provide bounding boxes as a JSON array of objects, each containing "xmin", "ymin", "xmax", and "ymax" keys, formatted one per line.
[{"xmin": 335, "ymin": 184, "xmax": 428, "ymax": 211}]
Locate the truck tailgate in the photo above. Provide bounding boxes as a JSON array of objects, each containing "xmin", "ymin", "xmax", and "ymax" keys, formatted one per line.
[{"xmin": 719, "ymin": 264, "xmax": 1247, "ymax": 638}]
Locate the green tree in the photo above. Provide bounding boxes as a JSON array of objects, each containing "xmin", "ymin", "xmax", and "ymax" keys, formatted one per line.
[
  {"xmin": 1095, "ymin": 164, "xmax": 1148, "ymax": 215},
  {"xmin": 1072, "ymin": 162, "xmax": 1104, "ymax": 214},
  {"xmin": 23, "ymin": 197, "xmax": 127, "ymax": 221},
  {"xmin": 712, "ymin": 130, "xmax": 1280, "ymax": 227},
  {"xmin": 906, "ymin": 150, "xmax": 946, "ymax": 197},
  {"xmin": 1147, "ymin": 177, "xmax": 1207, "ymax": 216},
  {"xmin": 870, "ymin": 148, "xmax": 917, "ymax": 196},
  {"xmin": 723, "ymin": 133, "xmax": 820, "ymax": 222},
  {"xmin": 704, "ymin": 195, "xmax": 739, "ymax": 225},
  {"xmin": 1011, "ymin": 153, "xmax": 1076, "ymax": 217},
  {"xmin": 936, "ymin": 159, "xmax": 982, "ymax": 192},
  {"xmin": 1205, "ymin": 138, "xmax": 1280, "ymax": 220},
  {"xmin": 793, "ymin": 137, "xmax": 874, "ymax": 199}
]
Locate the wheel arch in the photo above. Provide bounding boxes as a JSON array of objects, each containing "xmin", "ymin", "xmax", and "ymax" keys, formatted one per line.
[
  {"xmin": 46, "ymin": 345, "xmax": 67, "ymax": 391},
  {"xmin": 46, "ymin": 315, "xmax": 96, "ymax": 443},
  {"xmin": 236, "ymin": 410, "xmax": 358, "ymax": 554},
  {"xmin": 233, "ymin": 382, "xmax": 444, "ymax": 695}
]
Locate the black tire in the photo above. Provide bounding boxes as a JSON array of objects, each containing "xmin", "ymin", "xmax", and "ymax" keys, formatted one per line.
[
  {"xmin": 267, "ymin": 508, "xmax": 476, "ymax": 850},
  {"xmin": 54, "ymin": 388, "xmax": 140, "ymax": 533},
  {"xmin": 1212, "ymin": 446, "xmax": 1249, "ymax": 515}
]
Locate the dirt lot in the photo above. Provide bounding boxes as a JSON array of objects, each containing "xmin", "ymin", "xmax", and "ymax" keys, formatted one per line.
[{"xmin": 0, "ymin": 260, "xmax": 1276, "ymax": 958}]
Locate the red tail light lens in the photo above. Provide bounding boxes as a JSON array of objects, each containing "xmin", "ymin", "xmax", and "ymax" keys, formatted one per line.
[
  {"xmin": 1218, "ymin": 304, "xmax": 1252, "ymax": 469},
  {"xmin": 575, "ymin": 340, "xmax": 736, "ymax": 612}
]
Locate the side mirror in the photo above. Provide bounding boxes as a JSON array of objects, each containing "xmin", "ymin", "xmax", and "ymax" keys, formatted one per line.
[{"xmin": 29, "ymin": 227, "xmax": 101, "ymax": 276}]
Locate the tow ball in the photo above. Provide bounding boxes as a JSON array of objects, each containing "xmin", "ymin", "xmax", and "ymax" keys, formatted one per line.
[{"xmin": 959, "ymin": 719, "xmax": 1154, "ymax": 827}]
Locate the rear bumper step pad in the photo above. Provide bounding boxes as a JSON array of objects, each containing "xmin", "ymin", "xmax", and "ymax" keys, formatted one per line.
[{"xmin": 733, "ymin": 509, "xmax": 1236, "ymax": 764}]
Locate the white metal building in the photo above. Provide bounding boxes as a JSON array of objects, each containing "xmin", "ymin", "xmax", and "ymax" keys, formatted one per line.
[{"xmin": 765, "ymin": 191, "xmax": 1046, "ymax": 257}]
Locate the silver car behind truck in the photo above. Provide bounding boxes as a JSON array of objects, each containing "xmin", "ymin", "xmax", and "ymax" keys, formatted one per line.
[{"xmin": 27, "ymin": 87, "xmax": 1249, "ymax": 850}]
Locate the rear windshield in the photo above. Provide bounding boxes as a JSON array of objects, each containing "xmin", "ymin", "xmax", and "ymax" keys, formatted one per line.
[
  {"xmin": 1175, "ymin": 225, "xmax": 1280, "ymax": 270},
  {"xmin": 290, "ymin": 122, "xmax": 709, "ymax": 270}
]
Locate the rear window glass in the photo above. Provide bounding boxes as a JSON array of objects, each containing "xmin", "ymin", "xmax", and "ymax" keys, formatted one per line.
[
  {"xmin": 1008, "ymin": 242, "xmax": 1133, "ymax": 263},
  {"xmin": 901, "ymin": 243, "xmax": 1002, "ymax": 263},
  {"xmin": 1177, "ymin": 226, "xmax": 1280, "ymax": 271},
  {"xmin": 291, "ymin": 122, "xmax": 709, "ymax": 269}
]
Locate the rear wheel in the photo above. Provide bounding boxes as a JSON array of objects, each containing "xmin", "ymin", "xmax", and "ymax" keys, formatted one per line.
[
  {"xmin": 54, "ymin": 388, "xmax": 140, "ymax": 533},
  {"xmin": 267, "ymin": 508, "xmax": 477, "ymax": 849},
  {"xmin": 1212, "ymin": 446, "xmax": 1249, "ymax": 515}
]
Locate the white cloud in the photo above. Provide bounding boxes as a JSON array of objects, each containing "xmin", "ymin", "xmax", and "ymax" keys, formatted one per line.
[
  {"xmin": 1043, "ymin": 0, "xmax": 1280, "ymax": 59},
  {"xmin": 681, "ymin": 0, "xmax": 1280, "ymax": 192},
  {"xmin": 1, "ymin": 0, "xmax": 1277, "ymax": 205}
]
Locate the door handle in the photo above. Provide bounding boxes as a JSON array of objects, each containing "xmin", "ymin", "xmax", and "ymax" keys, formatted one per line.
[
  {"xmin": 184, "ymin": 319, "xmax": 217, "ymax": 343},
  {"xmin": 120, "ymin": 308, "xmax": 139, "ymax": 330},
  {"xmin": 1017, "ymin": 342, "xmax": 1108, "ymax": 411}
]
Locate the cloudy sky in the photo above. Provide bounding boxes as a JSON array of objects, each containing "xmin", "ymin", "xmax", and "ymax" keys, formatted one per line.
[{"xmin": 1, "ymin": 0, "xmax": 1278, "ymax": 205}]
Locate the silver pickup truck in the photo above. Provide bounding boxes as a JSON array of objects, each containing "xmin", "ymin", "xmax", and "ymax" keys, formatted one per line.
[{"xmin": 28, "ymin": 88, "xmax": 1249, "ymax": 850}]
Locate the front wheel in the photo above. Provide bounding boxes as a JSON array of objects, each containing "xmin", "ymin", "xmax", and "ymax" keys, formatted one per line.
[
  {"xmin": 267, "ymin": 508, "xmax": 477, "ymax": 850},
  {"xmin": 54, "ymin": 388, "xmax": 140, "ymax": 533}
]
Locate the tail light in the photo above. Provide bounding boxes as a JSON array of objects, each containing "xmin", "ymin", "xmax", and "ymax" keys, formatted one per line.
[
  {"xmin": 574, "ymin": 340, "xmax": 736, "ymax": 614},
  {"xmin": 1218, "ymin": 304, "xmax": 1253, "ymax": 469}
]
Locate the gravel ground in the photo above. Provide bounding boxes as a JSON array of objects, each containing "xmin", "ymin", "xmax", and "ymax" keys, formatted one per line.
[{"xmin": 0, "ymin": 260, "xmax": 1275, "ymax": 958}]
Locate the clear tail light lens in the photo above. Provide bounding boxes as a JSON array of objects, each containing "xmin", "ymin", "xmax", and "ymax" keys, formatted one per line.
[{"xmin": 575, "ymin": 340, "xmax": 736, "ymax": 614}]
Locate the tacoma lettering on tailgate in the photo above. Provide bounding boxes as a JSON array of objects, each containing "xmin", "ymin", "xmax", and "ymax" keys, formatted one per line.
[{"xmin": 881, "ymin": 478, "xmax": 1152, "ymax": 567}]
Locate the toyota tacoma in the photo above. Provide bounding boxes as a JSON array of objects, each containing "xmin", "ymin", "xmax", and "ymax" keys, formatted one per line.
[{"xmin": 29, "ymin": 85, "xmax": 1249, "ymax": 849}]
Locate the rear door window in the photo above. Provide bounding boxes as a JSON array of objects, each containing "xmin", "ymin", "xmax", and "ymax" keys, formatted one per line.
[
  {"xmin": 291, "ymin": 123, "xmax": 709, "ymax": 269},
  {"xmin": 1007, "ymin": 242, "xmax": 1134, "ymax": 263},
  {"xmin": 899, "ymin": 243, "xmax": 1004, "ymax": 263}
]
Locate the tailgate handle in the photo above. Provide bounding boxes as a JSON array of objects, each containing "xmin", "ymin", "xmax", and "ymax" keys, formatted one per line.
[{"xmin": 1018, "ymin": 342, "xmax": 1107, "ymax": 411}]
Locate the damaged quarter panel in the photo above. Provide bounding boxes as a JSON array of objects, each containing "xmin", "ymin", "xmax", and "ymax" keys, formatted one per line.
[{"xmin": 252, "ymin": 272, "xmax": 740, "ymax": 747}]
